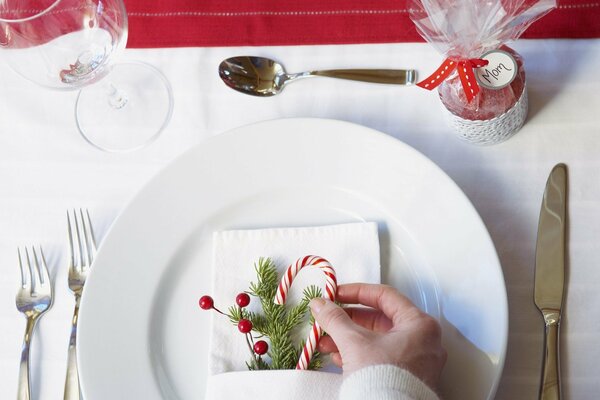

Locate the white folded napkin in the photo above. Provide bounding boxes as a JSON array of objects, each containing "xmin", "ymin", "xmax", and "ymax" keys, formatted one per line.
[
  {"xmin": 206, "ymin": 370, "xmax": 343, "ymax": 399},
  {"xmin": 206, "ymin": 222, "xmax": 381, "ymax": 399}
]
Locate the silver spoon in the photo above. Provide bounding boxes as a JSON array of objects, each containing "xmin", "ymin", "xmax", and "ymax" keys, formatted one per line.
[{"xmin": 218, "ymin": 56, "xmax": 417, "ymax": 97}]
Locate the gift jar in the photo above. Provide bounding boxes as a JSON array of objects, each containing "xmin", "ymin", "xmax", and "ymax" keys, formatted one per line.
[
  {"xmin": 409, "ymin": 0, "xmax": 556, "ymax": 145},
  {"xmin": 438, "ymin": 46, "xmax": 527, "ymax": 145}
]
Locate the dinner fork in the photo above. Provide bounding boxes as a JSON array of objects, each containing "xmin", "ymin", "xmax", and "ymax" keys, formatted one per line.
[
  {"xmin": 16, "ymin": 246, "xmax": 53, "ymax": 400},
  {"xmin": 64, "ymin": 209, "xmax": 96, "ymax": 400}
]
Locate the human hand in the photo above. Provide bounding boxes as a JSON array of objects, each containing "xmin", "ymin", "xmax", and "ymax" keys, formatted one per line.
[{"xmin": 309, "ymin": 283, "xmax": 446, "ymax": 391}]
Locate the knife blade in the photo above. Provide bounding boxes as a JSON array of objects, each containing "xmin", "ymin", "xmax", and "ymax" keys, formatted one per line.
[{"xmin": 534, "ymin": 163, "xmax": 567, "ymax": 400}]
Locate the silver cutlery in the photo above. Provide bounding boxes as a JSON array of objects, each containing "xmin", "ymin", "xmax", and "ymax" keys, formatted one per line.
[
  {"xmin": 16, "ymin": 246, "xmax": 53, "ymax": 400},
  {"xmin": 64, "ymin": 209, "xmax": 97, "ymax": 400},
  {"xmin": 218, "ymin": 56, "xmax": 417, "ymax": 97},
  {"xmin": 534, "ymin": 164, "xmax": 567, "ymax": 400}
]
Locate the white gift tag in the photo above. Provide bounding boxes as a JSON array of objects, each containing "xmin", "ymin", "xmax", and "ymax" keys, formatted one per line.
[{"xmin": 475, "ymin": 50, "xmax": 518, "ymax": 90}]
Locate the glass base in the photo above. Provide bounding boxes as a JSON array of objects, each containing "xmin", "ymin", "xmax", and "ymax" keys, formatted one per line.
[{"xmin": 75, "ymin": 62, "xmax": 173, "ymax": 152}]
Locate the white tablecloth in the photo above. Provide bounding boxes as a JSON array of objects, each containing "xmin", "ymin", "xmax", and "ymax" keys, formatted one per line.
[{"xmin": 1, "ymin": 39, "xmax": 599, "ymax": 399}]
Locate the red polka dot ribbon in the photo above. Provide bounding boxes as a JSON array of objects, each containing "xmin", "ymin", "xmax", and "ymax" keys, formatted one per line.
[{"xmin": 417, "ymin": 58, "xmax": 489, "ymax": 103}]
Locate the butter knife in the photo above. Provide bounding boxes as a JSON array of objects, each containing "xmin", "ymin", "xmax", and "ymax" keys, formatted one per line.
[{"xmin": 534, "ymin": 163, "xmax": 567, "ymax": 400}]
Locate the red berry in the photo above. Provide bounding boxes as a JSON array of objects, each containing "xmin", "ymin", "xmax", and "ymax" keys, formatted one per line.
[
  {"xmin": 236, "ymin": 293, "xmax": 251, "ymax": 308},
  {"xmin": 199, "ymin": 295, "xmax": 214, "ymax": 310},
  {"xmin": 238, "ymin": 319, "xmax": 253, "ymax": 333},
  {"xmin": 253, "ymin": 340, "xmax": 268, "ymax": 355}
]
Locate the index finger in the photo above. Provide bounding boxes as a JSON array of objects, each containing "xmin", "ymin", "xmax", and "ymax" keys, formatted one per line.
[{"xmin": 337, "ymin": 283, "xmax": 419, "ymax": 324}]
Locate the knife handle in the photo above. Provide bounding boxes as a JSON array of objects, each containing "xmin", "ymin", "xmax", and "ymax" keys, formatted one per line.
[{"xmin": 540, "ymin": 311, "xmax": 561, "ymax": 400}]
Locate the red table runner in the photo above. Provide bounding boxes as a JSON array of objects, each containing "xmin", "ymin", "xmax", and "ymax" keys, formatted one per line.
[{"xmin": 125, "ymin": 0, "xmax": 600, "ymax": 48}]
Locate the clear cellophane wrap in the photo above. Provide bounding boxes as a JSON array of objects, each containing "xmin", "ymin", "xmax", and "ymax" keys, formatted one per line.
[{"xmin": 410, "ymin": 0, "xmax": 556, "ymax": 120}]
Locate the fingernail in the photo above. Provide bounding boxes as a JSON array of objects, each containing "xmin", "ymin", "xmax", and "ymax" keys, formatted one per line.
[{"xmin": 309, "ymin": 298, "xmax": 326, "ymax": 313}]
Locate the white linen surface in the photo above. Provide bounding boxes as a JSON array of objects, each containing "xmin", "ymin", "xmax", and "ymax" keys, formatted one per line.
[
  {"xmin": 207, "ymin": 222, "xmax": 380, "ymax": 398},
  {"xmin": 0, "ymin": 39, "xmax": 599, "ymax": 399}
]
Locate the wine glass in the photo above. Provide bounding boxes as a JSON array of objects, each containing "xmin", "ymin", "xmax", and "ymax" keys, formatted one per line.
[{"xmin": 0, "ymin": 0, "xmax": 173, "ymax": 152}]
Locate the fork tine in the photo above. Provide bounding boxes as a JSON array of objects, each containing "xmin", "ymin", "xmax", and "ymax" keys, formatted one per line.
[
  {"xmin": 31, "ymin": 246, "xmax": 48, "ymax": 293},
  {"xmin": 17, "ymin": 248, "xmax": 30, "ymax": 289},
  {"xmin": 72, "ymin": 209, "xmax": 84, "ymax": 269},
  {"xmin": 79, "ymin": 208, "xmax": 92, "ymax": 268},
  {"xmin": 31, "ymin": 246, "xmax": 44, "ymax": 294},
  {"xmin": 34, "ymin": 246, "xmax": 50, "ymax": 287},
  {"xmin": 24, "ymin": 247, "xmax": 36, "ymax": 293},
  {"xmin": 67, "ymin": 210, "xmax": 75, "ymax": 268},
  {"xmin": 85, "ymin": 209, "xmax": 97, "ymax": 258}
]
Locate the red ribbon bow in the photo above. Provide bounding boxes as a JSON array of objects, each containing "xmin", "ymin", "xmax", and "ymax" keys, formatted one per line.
[{"xmin": 417, "ymin": 58, "xmax": 489, "ymax": 103}]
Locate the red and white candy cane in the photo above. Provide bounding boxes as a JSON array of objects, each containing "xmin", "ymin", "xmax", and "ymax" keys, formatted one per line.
[{"xmin": 274, "ymin": 255, "xmax": 337, "ymax": 370}]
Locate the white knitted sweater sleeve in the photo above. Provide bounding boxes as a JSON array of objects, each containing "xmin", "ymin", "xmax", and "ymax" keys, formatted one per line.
[{"xmin": 338, "ymin": 365, "xmax": 441, "ymax": 400}]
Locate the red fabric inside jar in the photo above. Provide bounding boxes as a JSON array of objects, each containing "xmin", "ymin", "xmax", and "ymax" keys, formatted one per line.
[{"xmin": 438, "ymin": 46, "xmax": 526, "ymax": 121}]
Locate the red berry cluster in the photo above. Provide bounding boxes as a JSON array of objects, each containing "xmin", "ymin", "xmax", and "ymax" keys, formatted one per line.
[{"xmin": 198, "ymin": 293, "xmax": 269, "ymax": 360}]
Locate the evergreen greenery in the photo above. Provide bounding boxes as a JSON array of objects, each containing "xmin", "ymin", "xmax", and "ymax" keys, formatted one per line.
[{"xmin": 227, "ymin": 257, "xmax": 326, "ymax": 370}]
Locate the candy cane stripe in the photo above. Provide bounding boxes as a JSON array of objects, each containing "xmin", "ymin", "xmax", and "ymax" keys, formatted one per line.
[
  {"xmin": 326, "ymin": 286, "xmax": 334, "ymax": 298},
  {"xmin": 274, "ymin": 255, "xmax": 337, "ymax": 369}
]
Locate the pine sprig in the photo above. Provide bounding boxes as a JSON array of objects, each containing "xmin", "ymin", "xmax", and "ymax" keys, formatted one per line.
[
  {"xmin": 248, "ymin": 258, "xmax": 278, "ymax": 299},
  {"xmin": 308, "ymin": 351, "xmax": 325, "ymax": 370},
  {"xmin": 283, "ymin": 285, "xmax": 322, "ymax": 331},
  {"xmin": 244, "ymin": 311, "xmax": 269, "ymax": 336},
  {"xmin": 238, "ymin": 258, "xmax": 328, "ymax": 371},
  {"xmin": 269, "ymin": 327, "xmax": 298, "ymax": 369},
  {"xmin": 246, "ymin": 356, "xmax": 271, "ymax": 371},
  {"xmin": 227, "ymin": 305, "xmax": 248, "ymax": 324}
]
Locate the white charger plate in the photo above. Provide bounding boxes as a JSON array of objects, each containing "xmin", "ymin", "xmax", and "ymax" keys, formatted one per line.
[{"xmin": 78, "ymin": 118, "xmax": 507, "ymax": 400}]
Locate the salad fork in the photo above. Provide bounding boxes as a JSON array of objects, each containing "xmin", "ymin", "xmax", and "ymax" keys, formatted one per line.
[
  {"xmin": 64, "ymin": 209, "xmax": 96, "ymax": 400},
  {"xmin": 16, "ymin": 246, "xmax": 53, "ymax": 400}
]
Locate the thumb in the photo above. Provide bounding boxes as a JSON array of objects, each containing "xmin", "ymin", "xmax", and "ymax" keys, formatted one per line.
[{"xmin": 310, "ymin": 298, "xmax": 357, "ymax": 342}]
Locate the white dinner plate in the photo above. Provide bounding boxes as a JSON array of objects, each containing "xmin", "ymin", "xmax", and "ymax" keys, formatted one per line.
[{"xmin": 78, "ymin": 118, "xmax": 507, "ymax": 400}]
